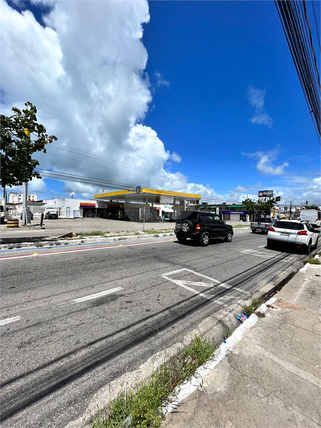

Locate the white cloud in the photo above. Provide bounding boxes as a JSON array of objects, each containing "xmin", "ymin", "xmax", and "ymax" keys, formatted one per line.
[
  {"xmin": 247, "ymin": 86, "xmax": 273, "ymax": 128},
  {"xmin": 0, "ymin": 0, "xmax": 188, "ymax": 200},
  {"xmin": 169, "ymin": 152, "xmax": 181, "ymax": 163},
  {"xmin": 29, "ymin": 177, "xmax": 47, "ymax": 193},
  {"xmin": 243, "ymin": 149, "xmax": 289, "ymax": 176},
  {"xmin": 250, "ymin": 113, "xmax": 273, "ymax": 127},
  {"xmin": 154, "ymin": 71, "xmax": 170, "ymax": 87},
  {"xmin": 303, "ymin": 177, "xmax": 321, "ymax": 205}
]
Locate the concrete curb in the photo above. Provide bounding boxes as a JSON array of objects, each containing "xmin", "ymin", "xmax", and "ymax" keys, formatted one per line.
[
  {"xmin": 0, "ymin": 227, "xmax": 251, "ymax": 250},
  {"xmin": 0, "ymin": 232, "xmax": 176, "ymax": 250}
]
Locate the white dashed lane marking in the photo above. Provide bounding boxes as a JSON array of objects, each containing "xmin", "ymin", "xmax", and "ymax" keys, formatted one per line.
[
  {"xmin": 0, "ymin": 316, "xmax": 21, "ymax": 326},
  {"xmin": 62, "ymin": 287, "xmax": 124, "ymax": 305}
]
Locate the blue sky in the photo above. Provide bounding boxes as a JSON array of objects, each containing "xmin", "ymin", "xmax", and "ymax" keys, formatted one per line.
[{"xmin": 1, "ymin": 0, "xmax": 320, "ymax": 205}]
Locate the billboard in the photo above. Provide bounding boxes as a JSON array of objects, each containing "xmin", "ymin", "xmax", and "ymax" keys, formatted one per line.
[{"xmin": 258, "ymin": 190, "xmax": 274, "ymax": 197}]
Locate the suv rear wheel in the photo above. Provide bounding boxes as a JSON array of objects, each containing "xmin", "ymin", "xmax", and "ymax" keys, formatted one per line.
[
  {"xmin": 181, "ymin": 220, "xmax": 193, "ymax": 233},
  {"xmin": 199, "ymin": 232, "xmax": 210, "ymax": 246}
]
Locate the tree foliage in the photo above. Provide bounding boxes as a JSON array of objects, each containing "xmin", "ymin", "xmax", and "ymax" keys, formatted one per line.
[
  {"xmin": 0, "ymin": 102, "xmax": 57, "ymax": 189},
  {"xmin": 243, "ymin": 197, "xmax": 276, "ymax": 218},
  {"xmin": 305, "ymin": 205, "xmax": 319, "ymax": 210}
]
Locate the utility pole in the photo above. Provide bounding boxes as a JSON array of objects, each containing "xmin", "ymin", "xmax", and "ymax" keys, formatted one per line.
[
  {"xmin": 22, "ymin": 125, "xmax": 30, "ymax": 226},
  {"xmin": 22, "ymin": 182, "xmax": 28, "ymax": 226}
]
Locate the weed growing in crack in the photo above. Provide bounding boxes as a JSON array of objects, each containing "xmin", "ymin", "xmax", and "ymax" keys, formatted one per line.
[{"xmin": 242, "ymin": 298, "xmax": 262, "ymax": 317}]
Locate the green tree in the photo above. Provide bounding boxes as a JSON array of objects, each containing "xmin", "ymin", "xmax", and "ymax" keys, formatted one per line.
[
  {"xmin": 243, "ymin": 197, "xmax": 276, "ymax": 219},
  {"xmin": 257, "ymin": 197, "xmax": 276, "ymax": 216},
  {"xmin": 0, "ymin": 102, "xmax": 57, "ymax": 193},
  {"xmin": 305, "ymin": 205, "xmax": 319, "ymax": 210},
  {"xmin": 243, "ymin": 198, "xmax": 257, "ymax": 217}
]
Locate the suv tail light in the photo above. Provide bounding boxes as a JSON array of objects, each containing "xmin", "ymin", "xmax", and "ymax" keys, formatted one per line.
[
  {"xmin": 196, "ymin": 223, "xmax": 201, "ymax": 231},
  {"xmin": 269, "ymin": 227, "xmax": 275, "ymax": 231},
  {"xmin": 297, "ymin": 231, "xmax": 307, "ymax": 235}
]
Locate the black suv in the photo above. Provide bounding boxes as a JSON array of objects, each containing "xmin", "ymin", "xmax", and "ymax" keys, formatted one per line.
[{"xmin": 174, "ymin": 211, "xmax": 233, "ymax": 246}]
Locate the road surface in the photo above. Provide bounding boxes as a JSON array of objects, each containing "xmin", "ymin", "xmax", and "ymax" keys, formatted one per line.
[{"xmin": 0, "ymin": 230, "xmax": 307, "ymax": 427}]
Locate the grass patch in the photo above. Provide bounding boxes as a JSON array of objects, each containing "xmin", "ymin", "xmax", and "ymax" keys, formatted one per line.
[
  {"xmin": 242, "ymin": 298, "xmax": 262, "ymax": 317},
  {"xmin": 222, "ymin": 328, "xmax": 235, "ymax": 340},
  {"xmin": 232, "ymin": 225, "xmax": 249, "ymax": 229},
  {"xmin": 305, "ymin": 256, "xmax": 321, "ymax": 265},
  {"xmin": 78, "ymin": 231, "xmax": 104, "ymax": 237},
  {"xmin": 92, "ymin": 336, "xmax": 215, "ymax": 428},
  {"xmin": 144, "ymin": 229, "xmax": 173, "ymax": 235}
]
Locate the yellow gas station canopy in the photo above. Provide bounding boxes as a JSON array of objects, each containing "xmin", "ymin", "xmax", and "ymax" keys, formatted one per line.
[{"xmin": 94, "ymin": 187, "xmax": 201, "ymax": 203}]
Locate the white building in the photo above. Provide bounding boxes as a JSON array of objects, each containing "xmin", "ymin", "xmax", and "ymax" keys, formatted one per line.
[
  {"xmin": 43, "ymin": 198, "xmax": 98, "ymax": 218},
  {"xmin": 8, "ymin": 192, "xmax": 38, "ymax": 203}
]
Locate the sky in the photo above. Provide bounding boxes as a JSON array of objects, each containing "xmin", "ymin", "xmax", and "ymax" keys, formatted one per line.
[{"xmin": 1, "ymin": 0, "xmax": 320, "ymax": 206}]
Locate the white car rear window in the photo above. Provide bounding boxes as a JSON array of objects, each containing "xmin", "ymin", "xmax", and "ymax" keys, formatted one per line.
[{"xmin": 274, "ymin": 222, "xmax": 304, "ymax": 230}]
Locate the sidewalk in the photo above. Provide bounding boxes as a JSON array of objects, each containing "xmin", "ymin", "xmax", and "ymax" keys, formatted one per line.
[{"xmin": 161, "ymin": 261, "xmax": 321, "ymax": 428}]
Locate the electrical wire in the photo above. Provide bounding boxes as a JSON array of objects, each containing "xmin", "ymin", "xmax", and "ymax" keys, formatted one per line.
[
  {"xmin": 311, "ymin": 0, "xmax": 321, "ymax": 51},
  {"xmin": 274, "ymin": 0, "xmax": 321, "ymax": 140},
  {"xmin": 36, "ymin": 168, "xmax": 140, "ymax": 191}
]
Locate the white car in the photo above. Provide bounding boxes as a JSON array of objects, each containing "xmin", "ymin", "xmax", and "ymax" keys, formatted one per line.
[{"xmin": 267, "ymin": 220, "xmax": 319, "ymax": 254}]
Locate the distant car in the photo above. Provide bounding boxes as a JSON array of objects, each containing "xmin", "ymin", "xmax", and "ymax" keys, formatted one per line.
[
  {"xmin": 174, "ymin": 210, "xmax": 233, "ymax": 246},
  {"xmin": 267, "ymin": 220, "xmax": 319, "ymax": 254},
  {"xmin": 44, "ymin": 209, "xmax": 59, "ymax": 219},
  {"xmin": 250, "ymin": 217, "xmax": 275, "ymax": 234}
]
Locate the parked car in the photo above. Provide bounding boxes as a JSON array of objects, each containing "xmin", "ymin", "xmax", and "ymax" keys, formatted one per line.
[
  {"xmin": 44, "ymin": 209, "xmax": 59, "ymax": 219},
  {"xmin": 174, "ymin": 211, "xmax": 233, "ymax": 246},
  {"xmin": 267, "ymin": 220, "xmax": 319, "ymax": 254},
  {"xmin": 250, "ymin": 217, "xmax": 275, "ymax": 234}
]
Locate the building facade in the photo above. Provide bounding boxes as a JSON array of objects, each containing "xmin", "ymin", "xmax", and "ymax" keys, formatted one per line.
[{"xmin": 8, "ymin": 192, "xmax": 38, "ymax": 203}]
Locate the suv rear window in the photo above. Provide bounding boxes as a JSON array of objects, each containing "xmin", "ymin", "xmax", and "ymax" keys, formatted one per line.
[
  {"xmin": 178, "ymin": 211, "xmax": 199, "ymax": 221},
  {"xmin": 274, "ymin": 222, "xmax": 304, "ymax": 230}
]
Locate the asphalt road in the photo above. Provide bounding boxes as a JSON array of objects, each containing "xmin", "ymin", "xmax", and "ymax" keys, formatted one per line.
[{"xmin": 0, "ymin": 230, "xmax": 307, "ymax": 427}]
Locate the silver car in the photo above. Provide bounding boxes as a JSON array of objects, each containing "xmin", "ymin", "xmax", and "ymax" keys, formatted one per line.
[{"xmin": 267, "ymin": 220, "xmax": 319, "ymax": 254}]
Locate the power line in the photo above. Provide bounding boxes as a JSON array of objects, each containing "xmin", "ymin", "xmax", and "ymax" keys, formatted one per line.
[
  {"xmin": 36, "ymin": 168, "xmax": 140, "ymax": 191},
  {"xmin": 311, "ymin": 0, "xmax": 321, "ymax": 51},
  {"xmin": 274, "ymin": 0, "xmax": 321, "ymax": 140},
  {"xmin": 49, "ymin": 142, "xmax": 166, "ymax": 177}
]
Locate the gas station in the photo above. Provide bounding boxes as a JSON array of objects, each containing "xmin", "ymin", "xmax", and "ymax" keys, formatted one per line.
[{"xmin": 94, "ymin": 186, "xmax": 201, "ymax": 222}]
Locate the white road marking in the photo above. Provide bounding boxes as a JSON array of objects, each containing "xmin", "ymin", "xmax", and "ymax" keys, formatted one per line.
[
  {"xmin": 163, "ymin": 268, "xmax": 248, "ymax": 295},
  {"xmin": 241, "ymin": 249, "xmax": 270, "ymax": 258},
  {"xmin": 64, "ymin": 287, "xmax": 123, "ymax": 304},
  {"xmin": 0, "ymin": 316, "xmax": 21, "ymax": 326},
  {"xmin": 162, "ymin": 268, "xmax": 249, "ymax": 303},
  {"xmin": 181, "ymin": 281, "xmax": 213, "ymax": 287},
  {"xmin": 163, "ymin": 276, "xmax": 227, "ymax": 304}
]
